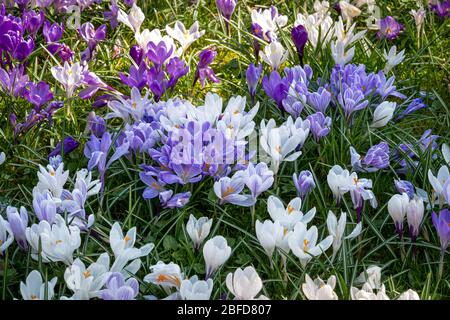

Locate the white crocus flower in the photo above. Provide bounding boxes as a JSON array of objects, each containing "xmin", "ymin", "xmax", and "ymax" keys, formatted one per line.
[
  {"xmin": 144, "ymin": 261, "xmax": 184, "ymax": 292},
  {"xmin": 288, "ymin": 222, "xmax": 333, "ymax": 267},
  {"xmin": 203, "ymin": 236, "xmax": 232, "ymax": 278},
  {"xmin": 442, "ymin": 143, "xmax": 450, "ymax": 166},
  {"xmin": 107, "ymin": 87, "xmax": 153, "ymax": 123},
  {"xmin": 20, "ymin": 270, "xmax": 57, "ymax": 300},
  {"xmin": 255, "ymin": 219, "xmax": 284, "ymax": 260},
  {"xmin": 260, "ymin": 118, "xmax": 304, "ymax": 174},
  {"xmin": 302, "ymin": 274, "xmax": 338, "ymax": 300},
  {"xmin": 63, "ymin": 257, "xmax": 110, "ymax": 300},
  {"xmin": 51, "ymin": 61, "xmax": 84, "ymax": 98},
  {"xmin": 295, "ymin": 10, "xmax": 334, "ymax": 48},
  {"xmin": 326, "ymin": 211, "xmax": 362, "ymax": 258},
  {"xmin": 117, "ymin": 3, "xmax": 145, "ymax": 33},
  {"xmin": 398, "ymin": 289, "xmax": 420, "ymax": 300},
  {"xmin": 226, "ymin": 266, "xmax": 264, "ymax": 300},
  {"xmin": 166, "ymin": 21, "xmax": 205, "ymax": 53},
  {"xmin": 371, "ymin": 101, "xmax": 396, "ymax": 128},
  {"xmin": 267, "ymin": 195, "xmax": 316, "ymax": 230},
  {"xmin": 251, "ymin": 6, "xmax": 288, "ymax": 41},
  {"xmin": 388, "ymin": 193, "xmax": 410, "ymax": 233},
  {"xmin": 327, "ymin": 165, "xmax": 353, "ymax": 204},
  {"xmin": 339, "ymin": 1, "xmax": 362, "ymax": 23},
  {"xmin": 334, "ymin": 18, "xmax": 366, "ymax": 49},
  {"xmin": 331, "ymin": 40, "xmax": 355, "ymax": 65},
  {"xmin": 351, "ymin": 283, "xmax": 390, "ymax": 300},
  {"xmin": 428, "ymin": 166, "xmax": 450, "ymax": 205},
  {"xmin": 109, "ymin": 222, "xmax": 154, "ymax": 261},
  {"xmin": 383, "ymin": 46, "xmax": 405, "ymax": 73},
  {"xmin": 36, "ymin": 162, "xmax": 69, "ymax": 199},
  {"xmin": 410, "ymin": 7, "xmax": 426, "ymax": 27},
  {"xmin": 186, "ymin": 215, "xmax": 213, "ymax": 250},
  {"xmin": 354, "ymin": 265, "xmax": 382, "ymax": 289},
  {"xmin": 406, "ymin": 196, "xmax": 424, "ymax": 239},
  {"xmin": 260, "ymin": 41, "xmax": 288, "ymax": 70},
  {"xmin": 180, "ymin": 276, "xmax": 213, "ymax": 300},
  {"xmin": 0, "ymin": 216, "xmax": 13, "ymax": 254},
  {"xmin": 26, "ymin": 215, "xmax": 81, "ymax": 265},
  {"xmin": 0, "ymin": 151, "xmax": 5, "ymax": 165},
  {"xmin": 135, "ymin": 28, "xmax": 179, "ymax": 57},
  {"xmin": 74, "ymin": 169, "xmax": 101, "ymax": 197}
]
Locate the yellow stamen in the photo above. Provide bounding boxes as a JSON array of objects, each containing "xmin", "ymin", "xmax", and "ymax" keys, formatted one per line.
[
  {"xmin": 55, "ymin": 240, "xmax": 63, "ymax": 244},
  {"xmin": 283, "ymin": 228, "xmax": 289, "ymax": 236},
  {"xmin": 303, "ymin": 239, "xmax": 309, "ymax": 252},
  {"xmin": 223, "ymin": 186, "xmax": 234, "ymax": 197},
  {"xmin": 124, "ymin": 235, "xmax": 131, "ymax": 244},
  {"xmin": 31, "ymin": 294, "xmax": 39, "ymax": 300},
  {"xmin": 274, "ymin": 145, "xmax": 281, "ymax": 153},
  {"xmin": 287, "ymin": 204, "xmax": 294, "ymax": 214},
  {"xmin": 83, "ymin": 270, "xmax": 91, "ymax": 279},
  {"xmin": 131, "ymin": 102, "xmax": 137, "ymax": 109},
  {"xmin": 50, "ymin": 171, "xmax": 56, "ymax": 176},
  {"xmin": 156, "ymin": 274, "xmax": 180, "ymax": 287}
]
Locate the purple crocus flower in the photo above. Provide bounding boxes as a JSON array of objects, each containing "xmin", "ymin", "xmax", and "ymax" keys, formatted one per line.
[
  {"xmin": 139, "ymin": 171, "xmax": 166, "ymax": 199},
  {"xmin": 350, "ymin": 177, "xmax": 377, "ymax": 223},
  {"xmin": 338, "ymin": 86, "xmax": 369, "ymax": 121},
  {"xmin": 262, "ymin": 70, "xmax": 290, "ymax": 109},
  {"xmin": 293, "ymin": 170, "xmax": 315, "ymax": 200},
  {"xmin": 43, "ymin": 20, "xmax": 64, "ymax": 43},
  {"xmin": 241, "ymin": 162, "xmax": 274, "ymax": 200},
  {"xmin": 101, "ymin": 273, "xmax": 139, "ymax": 300},
  {"xmin": 119, "ymin": 62, "xmax": 148, "ymax": 90},
  {"xmin": 147, "ymin": 67, "xmax": 167, "ymax": 101},
  {"xmin": 87, "ymin": 111, "xmax": 106, "ymax": 138},
  {"xmin": 377, "ymin": 16, "xmax": 403, "ymax": 40},
  {"xmin": 159, "ymin": 190, "xmax": 191, "ymax": 209},
  {"xmin": 214, "ymin": 172, "xmax": 256, "ymax": 207},
  {"xmin": 78, "ymin": 22, "xmax": 106, "ymax": 46},
  {"xmin": 307, "ymin": 112, "xmax": 331, "ymax": 142},
  {"xmin": 159, "ymin": 164, "xmax": 203, "ymax": 185},
  {"xmin": 397, "ymin": 98, "xmax": 426, "ymax": 120},
  {"xmin": 129, "ymin": 44, "xmax": 143, "ymax": 64},
  {"xmin": 362, "ymin": 142, "xmax": 390, "ymax": 169},
  {"xmin": 194, "ymin": 49, "xmax": 220, "ymax": 88},
  {"xmin": 420, "ymin": 129, "xmax": 439, "ymax": 152},
  {"xmin": 166, "ymin": 57, "xmax": 189, "ymax": 89},
  {"xmin": 0, "ymin": 66, "xmax": 29, "ymax": 97},
  {"xmin": 291, "ymin": 24, "xmax": 308, "ymax": 65},
  {"xmin": 103, "ymin": 0, "xmax": 119, "ymax": 29},
  {"xmin": 394, "ymin": 179, "xmax": 415, "ymax": 199},
  {"xmin": 6, "ymin": 206, "xmax": 28, "ymax": 250},
  {"xmin": 147, "ymin": 41, "xmax": 173, "ymax": 69},
  {"xmin": 246, "ymin": 63, "xmax": 262, "ymax": 104},
  {"xmin": 307, "ymin": 87, "xmax": 331, "ymax": 113},
  {"xmin": 48, "ymin": 136, "xmax": 80, "ymax": 158},
  {"xmin": 23, "ymin": 10, "xmax": 45, "ymax": 35},
  {"xmin": 430, "ymin": 0, "xmax": 450, "ymax": 18},
  {"xmin": 251, "ymin": 23, "xmax": 264, "ymax": 61},
  {"xmin": 33, "ymin": 191, "xmax": 57, "ymax": 224},
  {"xmin": 14, "ymin": 37, "xmax": 35, "ymax": 61},
  {"xmin": 216, "ymin": 0, "xmax": 237, "ymax": 34},
  {"xmin": 24, "ymin": 81, "xmax": 53, "ymax": 108},
  {"xmin": 432, "ymin": 209, "xmax": 450, "ymax": 252}
]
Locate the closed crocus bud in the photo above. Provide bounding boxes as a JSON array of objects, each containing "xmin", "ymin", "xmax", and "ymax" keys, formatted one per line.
[
  {"xmin": 394, "ymin": 179, "xmax": 415, "ymax": 199},
  {"xmin": 293, "ymin": 171, "xmax": 316, "ymax": 200},
  {"xmin": 291, "ymin": 24, "xmax": 308, "ymax": 65},
  {"xmin": 398, "ymin": 289, "xmax": 420, "ymax": 300},
  {"xmin": 6, "ymin": 206, "xmax": 28, "ymax": 250},
  {"xmin": 87, "ymin": 111, "xmax": 106, "ymax": 138},
  {"xmin": 246, "ymin": 63, "xmax": 262, "ymax": 103},
  {"xmin": 203, "ymin": 236, "xmax": 231, "ymax": 278},
  {"xmin": 216, "ymin": 0, "xmax": 237, "ymax": 34},
  {"xmin": 180, "ymin": 276, "xmax": 213, "ymax": 300},
  {"xmin": 186, "ymin": 214, "xmax": 213, "ymax": 250},
  {"xmin": 23, "ymin": 10, "xmax": 45, "ymax": 35},
  {"xmin": 129, "ymin": 45, "xmax": 143, "ymax": 64},
  {"xmin": 371, "ymin": 101, "xmax": 396, "ymax": 128},
  {"xmin": 255, "ymin": 220, "xmax": 283, "ymax": 260},
  {"xmin": 14, "ymin": 37, "xmax": 35, "ymax": 61},
  {"xmin": 388, "ymin": 193, "xmax": 409, "ymax": 239},
  {"xmin": 43, "ymin": 20, "xmax": 64, "ymax": 43},
  {"xmin": 406, "ymin": 196, "xmax": 424, "ymax": 242},
  {"xmin": 226, "ymin": 266, "xmax": 263, "ymax": 300}
]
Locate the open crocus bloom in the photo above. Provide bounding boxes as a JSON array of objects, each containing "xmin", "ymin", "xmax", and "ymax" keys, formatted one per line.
[
  {"xmin": 144, "ymin": 261, "xmax": 183, "ymax": 293},
  {"xmin": 226, "ymin": 266, "xmax": 264, "ymax": 300},
  {"xmin": 20, "ymin": 270, "xmax": 57, "ymax": 300},
  {"xmin": 109, "ymin": 222, "xmax": 154, "ymax": 260},
  {"xmin": 302, "ymin": 274, "xmax": 338, "ymax": 300},
  {"xmin": 267, "ymin": 195, "xmax": 316, "ymax": 230}
]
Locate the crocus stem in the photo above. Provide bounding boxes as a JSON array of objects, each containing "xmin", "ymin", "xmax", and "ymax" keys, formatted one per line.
[
  {"xmin": 251, "ymin": 205, "xmax": 255, "ymax": 228},
  {"xmin": 2, "ymin": 249, "xmax": 8, "ymax": 299},
  {"xmin": 438, "ymin": 249, "xmax": 445, "ymax": 281}
]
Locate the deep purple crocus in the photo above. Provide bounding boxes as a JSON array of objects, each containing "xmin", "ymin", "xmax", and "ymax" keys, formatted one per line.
[
  {"xmin": 0, "ymin": 65, "xmax": 29, "ymax": 97},
  {"xmin": 104, "ymin": 0, "xmax": 119, "ymax": 29},
  {"xmin": 129, "ymin": 44, "xmax": 143, "ymax": 64},
  {"xmin": 119, "ymin": 62, "xmax": 148, "ymax": 90},
  {"xmin": 251, "ymin": 23, "xmax": 264, "ymax": 62},
  {"xmin": 87, "ymin": 111, "xmax": 106, "ymax": 138},
  {"xmin": 216, "ymin": 0, "xmax": 237, "ymax": 34},
  {"xmin": 166, "ymin": 57, "xmax": 189, "ymax": 89},
  {"xmin": 291, "ymin": 24, "xmax": 308, "ymax": 65},
  {"xmin": 147, "ymin": 41, "xmax": 173, "ymax": 69},
  {"xmin": 43, "ymin": 20, "xmax": 64, "ymax": 43},
  {"xmin": 194, "ymin": 49, "xmax": 220, "ymax": 88},
  {"xmin": 78, "ymin": 22, "xmax": 106, "ymax": 46},
  {"xmin": 394, "ymin": 179, "xmax": 415, "ymax": 199},
  {"xmin": 48, "ymin": 136, "xmax": 80, "ymax": 158},
  {"xmin": 307, "ymin": 112, "xmax": 331, "ymax": 142},
  {"xmin": 377, "ymin": 16, "xmax": 403, "ymax": 40},
  {"xmin": 24, "ymin": 81, "xmax": 53, "ymax": 108},
  {"xmin": 246, "ymin": 63, "xmax": 262, "ymax": 104},
  {"xmin": 361, "ymin": 142, "xmax": 390, "ymax": 170},
  {"xmin": 430, "ymin": 0, "xmax": 450, "ymax": 18},
  {"xmin": 23, "ymin": 10, "xmax": 45, "ymax": 35},
  {"xmin": 293, "ymin": 170, "xmax": 315, "ymax": 200},
  {"xmin": 261, "ymin": 70, "xmax": 290, "ymax": 109}
]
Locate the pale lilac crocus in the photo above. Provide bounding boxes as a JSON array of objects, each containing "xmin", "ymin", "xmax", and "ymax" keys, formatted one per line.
[
  {"xmin": 307, "ymin": 112, "xmax": 331, "ymax": 142},
  {"xmin": 293, "ymin": 170, "xmax": 315, "ymax": 200},
  {"xmin": 6, "ymin": 206, "xmax": 28, "ymax": 250},
  {"xmin": 101, "ymin": 272, "xmax": 139, "ymax": 300},
  {"xmin": 307, "ymin": 87, "xmax": 331, "ymax": 113},
  {"xmin": 432, "ymin": 209, "xmax": 450, "ymax": 278},
  {"xmin": 33, "ymin": 190, "xmax": 58, "ymax": 224},
  {"xmin": 338, "ymin": 87, "xmax": 369, "ymax": 121},
  {"xmin": 214, "ymin": 172, "xmax": 256, "ymax": 207},
  {"xmin": 241, "ymin": 162, "xmax": 274, "ymax": 200},
  {"xmin": 159, "ymin": 190, "xmax": 191, "ymax": 209}
]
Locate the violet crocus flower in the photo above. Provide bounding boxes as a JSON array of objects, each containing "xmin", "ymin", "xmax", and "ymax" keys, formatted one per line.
[
  {"xmin": 78, "ymin": 22, "xmax": 106, "ymax": 46},
  {"xmin": 241, "ymin": 162, "xmax": 274, "ymax": 200},
  {"xmin": 307, "ymin": 87, "xmax": 331, "ymax": 113},
  {"xmin": 104, "ymin": 0, "xmax": 119, "ymax": 29},
  {"xmin": 159, "ymin": 164, "xmax": 203, "ymax": 185},
  {"xmin": 139, "ymin": 171, "xmax": 166, "ymax": 199},
  {"xmin": 87, "ymin": 111, "xmax": 106, "ymax": 138},
  {"xmin": 251, "ymin": 23, "xmax": 264, "ymax": 62},
  {"xmin": 430, "ymin": 1, "xmax": 450, "ymax": 18},
  {"xmin": 262, "ymin": 70, "xmax": 290, "ymax": 109},
  {"xmin": 377, "ymin": 16, "xmax": 403, "ymax": 40},
  {"xmin": 14, "ymin": 37, "xmax": 35, "ymax": 61},
  {"xmin": 338, "ymin": 86, "xmax": 369, "ymax": 121},
  {"xmin": 293, "ymin": 170, "xmax": 315, "ymax": 200},
  {"xmin": 0, "ymin": 66, "xmax": 29, "ymax": 97},
  {"xmin": 6, "ymin": 206, "xmax": 28, "ymax": 250},
  {"xmin": 166, "ymin": 57, "xmax": 189, "ymax": 89},
  {"xmin": 129, "ymin": 45, "xmax": 143, "ymax": 64},
  {"xmin": 350, "ymin": 176, "xmax": 377, "ymax": 223},
  {"xmin": 420, "ymin": 129, "xmax": 439, "ymax": 152},
  {"xmin": 48, "ymin": 136, "xmax": 80, "ymax": 158},
  {"xmin": 291, "ymin": 24, "xmax": 308, "ymax": 65},
  {"xmin": 214, "ymin": 173, "xmax": 256, "ymax": 207},
  {"xmin": 194, "ymin": 49, "xmax": 220, "ymax": 88},
  {"xmin": 24, "ymin": 81, "xmax": 53, "ymax": 108},
  {"xmin": 147, "ymin": 41, "xmax": 173, "ymax": 69},
  {"xmin": 394, "ymin": 179, "xmax": 415, "ymax": 199},
  {"xmin": 432, "ymin": 208, "xmax": 450, "ymax": 278},
  {"xmin": 362, "ymin": 142, "xmax": 390, "ymax": 170},
  {"xmin": 159, "ymin": 190, "xmax": 191, "ymax": 209},
  {"xmin": 147, "ymin": 67, "xmax": 167, "ymax": 101},
  {"xmin": 43, "ymin": 20, "xmax": 64, "ymax": 43},
  {"xmin": 398, "ymin": 98, "xmax": 426, "ymax": 119},
  {"xmin": 307, "ymin": 112, "xmax": 331, "ymax": 142},
  {"xmin": 119, "ymin": 62, "xmax": 148, "ymax": 90},
  {"xmin": 23, "ymin": 10, "xmax": 45, "ymax": 35},
  {"xmin": 246, "ymin": 63, "xmax": 262, "ymax": 104},
  {"xmin": 33, "ymin": 190, "xmax": 57, "ymax": 224},
  {"xmin": 101, "ymin": 273, "xmax": 139, "ymax": 300},
  {"xmin": 216, "ymin": 0, "xmax": 237, "ymax": 34}
]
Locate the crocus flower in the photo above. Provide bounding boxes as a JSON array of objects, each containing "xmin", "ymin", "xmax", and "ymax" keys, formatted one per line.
[
  {"xmin": 159, "ymin": 190, "xmax": 191, "ymax": 209},
  {"xmin": 144, "ymin": 261, "xmax": 183, "ymax": 292},
  {"xmin": 0, "ymin": 66, "xmax": 29, "ymax": 97},
  {"xmin": 213, "ymin": 172, "xmax": 255, "ymax": 207},
  {"xmin": 267, "ymin": 195, "xmax": 316, "ymax": 230},
  {"xmin": 250, "ymin": 6, "xmax": 288, "ymax": 42},
  {"xmin": 23, "ymin": 81, "xmax": 53, "ymax": 108},
  {"xmin": 388, "ymin": 193, "xmax": 409, "ymax": 239},
  {"xmin": 351, "ymin": 283, "xmax": 390, "ymax": 300},
  {"xmin": 383, "ymin": 46, "xmax": 405, "ymax": 73},
  {"xmin": 129, "ymin": 44, "xmax": 143, "ymax": 64},
  {"xmin": 226, "ymin": 266, "xmax": 265, "ymax": 300},
  {"xmin": 166, "ymin": 21, "xmax": 205, "ymax": 53},
  {"xmin": 377, "ymin": 16, "xmax": 403, "ymax": 40},
  {"xmin": 288, "ymin": 221, "xmax": 333, "ymax": 267},
  {"xmin": 43, "ymin": 20, "xmax": 64, "ymax": 43},
  {"xmin": 203, "ymin": 235, "xmax": 231, "ymax": 278},
  {"xmin": 0, "ymin": 216, "xmax": 13, "ymax": 255},
  {"xmin": 307, "ymin": 87, "xmax": 331, "ymax": 113},
  {"xmin": 20, "ymin": 270, "xmax": 57, "ymax": 300},
  {"xmin": 398, "ymin": 98, "xmax": 426, "ymax": 119},
  {"xmin": 117, "ymin": 3, "xmax": 144, "ymax": 33},
  {"xmin": 428, "ymin": 166, "xmax": 449, "ymax": 206},
  {"xmin": 302, "ymin": 274, "xmax": 338, "ymax": 300},
  {"xmin": 48, "ymin": 136, "xmax": 80, "ymax": 158},
  {"xmin": 260, "ymin": 41, "xmax": 288, "ymax": 70},
  {"xmin": 410, "ymin": 7, "xmax": 426, "ymax": 26},
  {"xmin": 6, "ymin": 206, "xmax": 28, "ymax": 250},
  {"xmin": 51, "ymin": 61, "xmax": 84, "ymax": 98},
  {"xmin": 101, "ymin": 273, "xmax": 139, "ymax": 300},
  {"xmin": 109, "ymin": 222, "xmax": 154, "ymax": 260},
  {"xmin": 293, "ymin": 170, "xmax": 316, "ymax": 200},
  {"xmin": 291, "ymin": 24, "xmax": 308, "ymax": 64},
  {"xmin": 351, "ymin": 142, "xmax": 390, "ymax": 172},
  {"xmin": 255, "ymin": 219, "xmax": 284, "ymax": 260},
  {"xmin": 394, "ymin": 179, "xmax": 415, "ymax": 199},
  {"xmin": 216, "ymin": 0, "xmax": 237, "ymax": 33},
  {"xmin": 103, "ymin": 0, "xmax": 119, "ymax": 29},
  {"xmin": 431, "ymin": 209, "xmax": 450, "ymax": 252},
  {"xmin": 261, "ymin": 71, "xmax": 290, "ymax": 109},
  {"xmin": 398, "ymin": 289, "xmax": 420, "ymax": 300},
  {"xmin": 194, "ymin": 49, "xmax": 220, "ymax": 88},
  {"xmin": 186, "ymin": 215, "xmax": 213, "ymax": 250},
  {"xmin": 32, "ymin": 190, "xmax": 57, "ymax": 224},
  {"xmin": 406, "ymin": 196, "xmax": 424, "ymax": 242},
  {"xmin": 180, "ymin": 276, "xmax": 213, "ymax": 300},
  {"xmin": 338, "ymin": 86, "xmax": 369, "ymax": 121},
  {"xmin": 147, "ymin": 41, "xmax": 173, "ymax": 68},
  {"xmin": 36, "ymin": 162, "xmax": 69, "ymax": 199},
  {"xmin": 166, "ymin": 57, "xmax": 189, "ymax": 88},
  {"xmin": 327, "ymin": 211, "xmax": 362, "ymax": 258},
  {"xmin": 327, "ymin": 165, "xmax": 353, "ymax": 205},
  {"xmin": 371, "ymin": 101, "xmax": 396, "ymax": 128},
  {"xmin": 23, "ymin": 10, "xmax": 45, "ymax": 35},
  {"xmin": 241, "ymin": 162, "xmax": 274, "ymax": 200},
  {"xmin": 87, "ymin": 111, "xmax": 106, "ymax": 138},
  {"xmin": 307, "ymin": 112, "xmax": 331, "ymax": 142},
  {"xmin": 430, "ymin": 1, "xmax": 450, "ymax": 18},
  {"xmin": 246, "ymin": 63, "xmax": 262, "ymax": 103},
  {"xmin": 349, "ymin": 174, "xmax": 378, "ymax": 222}
]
